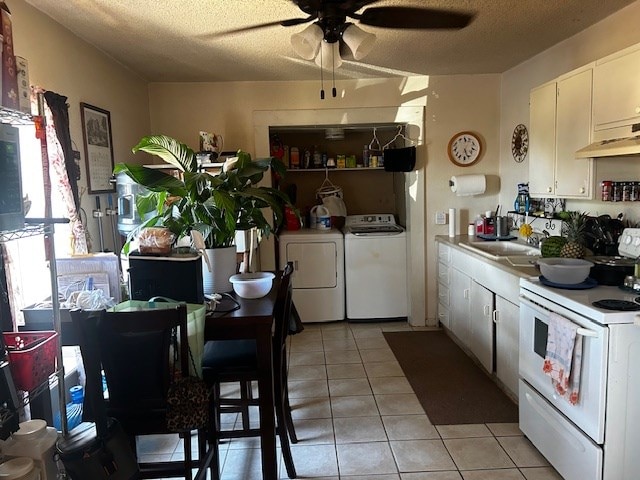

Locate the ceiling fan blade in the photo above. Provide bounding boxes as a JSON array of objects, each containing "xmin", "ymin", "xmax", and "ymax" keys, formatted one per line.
[
  {"xmin": 358, "ymin": 6, "xmax": 475, "ymax": 29},
  {"xmin": 200, "ymin": 16, "xmax": 315, "ymax": 39}
]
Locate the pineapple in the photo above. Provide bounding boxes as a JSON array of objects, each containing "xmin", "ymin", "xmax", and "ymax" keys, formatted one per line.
[{"xmin": 560, "ymin": 211, "xmax": 589, "ymax": 258}]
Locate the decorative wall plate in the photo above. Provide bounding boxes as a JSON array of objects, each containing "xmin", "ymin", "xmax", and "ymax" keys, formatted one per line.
[{"xmin": 511, "ymin": 124, "xmax": 529, "ymax": 163}]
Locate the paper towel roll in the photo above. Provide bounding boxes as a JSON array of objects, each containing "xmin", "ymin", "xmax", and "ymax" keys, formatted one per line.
[
  {"xmin": 448, "ymin": 208, "xmax": 456, "ymax": 237},
  {"xmin": 449, "ymin": 174, "xmax": 486, "ymax": 196}
]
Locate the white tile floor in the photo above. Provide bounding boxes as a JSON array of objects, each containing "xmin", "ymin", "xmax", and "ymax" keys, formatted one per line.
[{"xmin": 138, "ymin": 321, "xmax": 564, "ymax": 479}]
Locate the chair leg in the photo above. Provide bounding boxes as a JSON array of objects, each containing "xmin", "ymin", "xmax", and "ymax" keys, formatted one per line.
[
  {"xmin": 281, "ymin": 364, "xmax": 298, "ymax": 443},
  {"xmin": 275, "ymin": 392, "xmax": 297, "ymax": 479},
  {"xmin": 184, "ymin": 430, "xmax": 193, "ymax": 480},
  {"xmin": 239, "ymin": 380, "xmax": 252, "ymax": 430},
  {"xmin": 280, "ymin": 348, "xmax": 298, "ymax": 444}
]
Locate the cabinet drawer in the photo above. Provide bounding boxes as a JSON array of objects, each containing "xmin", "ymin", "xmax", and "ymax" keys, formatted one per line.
[
  {"xmin": 437, "ymin": 261, "xmax": 450, "ymax": 285},
  {"xmin": 438, "ymin": 243, "xmax": 451, "ymax": 263},
  {"xmin": 438, "ymin": 284, "xmax": 450, "ymax": 307},
  {"xmin": 437, "ymin": 303, "xmax": 450, "ymax": 329}
]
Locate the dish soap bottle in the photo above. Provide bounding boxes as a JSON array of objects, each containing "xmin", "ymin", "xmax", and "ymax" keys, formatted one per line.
[{"xmin": 514, "ymin": 183, "xmax": 530, "ymax": 214}]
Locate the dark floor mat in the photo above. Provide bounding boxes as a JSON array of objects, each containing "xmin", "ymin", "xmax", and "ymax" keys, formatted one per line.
[{"xmin": 383, "ymin": 330, "xmax": 518, "ymax": 425}]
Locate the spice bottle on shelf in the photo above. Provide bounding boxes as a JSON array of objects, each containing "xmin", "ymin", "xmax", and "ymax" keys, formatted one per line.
[
  {"xmin": 363, "ymin": 145, "xmax": 370, "ymax": 168},
  {"xmin": 290, "ymin": 147, "xmax": 299, "ymax": 169}
]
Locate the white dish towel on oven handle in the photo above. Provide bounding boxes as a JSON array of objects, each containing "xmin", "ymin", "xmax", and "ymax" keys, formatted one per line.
[{"xmin": 543, "ymin": 312, "xmax": 583, "ymax": 405}]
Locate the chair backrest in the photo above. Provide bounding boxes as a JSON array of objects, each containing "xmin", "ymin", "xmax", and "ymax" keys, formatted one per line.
[
  {"xmin": 97, "ymin": 305, "xmax": 189, "ymax": 417},
  {"xmin": 273, "ymin": 262, "xmax": 294, "ymax": 356}
]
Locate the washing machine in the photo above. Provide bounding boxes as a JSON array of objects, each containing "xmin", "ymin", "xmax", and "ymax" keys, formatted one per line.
[
  {"xmin": 278, "ymin": 229, "xmax": 345, "ymax": 323},
  {"xmin": 343, "ymin": 214, "xmax": 408, "ymax": 321}
]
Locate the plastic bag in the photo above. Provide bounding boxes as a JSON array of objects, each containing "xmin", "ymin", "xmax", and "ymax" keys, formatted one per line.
[{"xmin": 67, "ymin": 289, "xmax": 116, "ymax": 311}]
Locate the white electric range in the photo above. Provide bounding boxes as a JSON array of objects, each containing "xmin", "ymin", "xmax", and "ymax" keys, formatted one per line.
[{"xmin": 518, "ymin": 228, "xmax": 640, "ymax": 480}]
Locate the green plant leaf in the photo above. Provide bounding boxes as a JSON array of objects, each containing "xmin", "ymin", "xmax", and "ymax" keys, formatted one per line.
[
  {"xmin": 113, "ymin": 163, "xmax": 186, "ymax": 196},
  {"xmin": 131, "ymin": 135, "xmax": 197, "ymax": 172}
]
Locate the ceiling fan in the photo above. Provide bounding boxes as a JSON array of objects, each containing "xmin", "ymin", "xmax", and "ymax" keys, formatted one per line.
[
  {"xmin": 212, "ymin": 1, "xmax": 475, "ymax": 97},
  {"xmin": 216, "ymin": 0, "xmax": 475, "ymax": 52}
]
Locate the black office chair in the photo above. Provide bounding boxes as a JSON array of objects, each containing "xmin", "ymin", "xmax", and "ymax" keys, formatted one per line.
[
  {"xmin": 73, "ymin": 305, "xmax": 216, "ymax": 480},
  {"xmin": 201, "ymin": 263, "xmax": 297, "ymax": 479}
]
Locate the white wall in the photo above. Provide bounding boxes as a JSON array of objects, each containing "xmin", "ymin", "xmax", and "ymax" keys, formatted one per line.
[
  {"xmin": 149, "ymin": 76, "xmax": 502, "ymax": 325},
  {"xmin": 500, "ymin": 0, "xmax": 640, "ymax": 222},
  {"xmin": 11, "ymin": 1, "xmax": 150, "ymax": 253}
]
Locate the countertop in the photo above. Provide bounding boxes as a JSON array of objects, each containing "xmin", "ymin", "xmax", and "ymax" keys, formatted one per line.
[{"xmin": 436, "ymin": 234, "xmax": 541, "ymax": 279}]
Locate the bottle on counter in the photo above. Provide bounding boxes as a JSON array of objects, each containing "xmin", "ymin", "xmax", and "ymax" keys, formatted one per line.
[{"xmin": 475, "ymin": 215, "xmax": 485, "ymax": 235}]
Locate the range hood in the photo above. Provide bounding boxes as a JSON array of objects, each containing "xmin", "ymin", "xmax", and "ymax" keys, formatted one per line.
[{"xmin": 576, "ymin": 135, "xmax": 640, "ymax": 158}]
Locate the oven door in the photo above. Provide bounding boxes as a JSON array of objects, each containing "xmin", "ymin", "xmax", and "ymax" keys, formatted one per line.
[{"xmin": 519, "ymin": 292, "xmax": 609, "ymax": 443}]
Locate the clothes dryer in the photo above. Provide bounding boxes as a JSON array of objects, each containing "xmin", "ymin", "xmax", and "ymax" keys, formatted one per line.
[{"xmin": 278, "ymin": 229, "xmax": 345, "ymax": 323}]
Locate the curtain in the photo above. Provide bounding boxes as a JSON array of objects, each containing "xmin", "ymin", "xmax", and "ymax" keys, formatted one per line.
[
  {"xmin": 44, "ymin": 91, "xmax": 80, "ymax": 210},
  {"xmin": 35, "ymin": 87, "xmax": 88, "ymax": 255}
]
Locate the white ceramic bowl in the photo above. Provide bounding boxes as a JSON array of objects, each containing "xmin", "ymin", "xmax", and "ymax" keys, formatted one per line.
[
  {"xmin": 537, "ymin": 257, "xmax": 594, "ymax": 285},
  {"xmin": 229, "ymin": 272, "xmax": 275, "ymax": 299}
]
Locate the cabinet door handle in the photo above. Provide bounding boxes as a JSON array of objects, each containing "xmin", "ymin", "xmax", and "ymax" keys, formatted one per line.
[
  {"xmin": 484, "ymin": 305, "xmax": 490, "ymax": 316},
  {"xmin": 294, "ymin": 260, "xmax": 299, "ymax": 271},
  {"xmin": 492, "ymin": 310, "xmax": 498, "ymax": 323},
  {"xmin": 464, "ymin": 288, "xmax": 469, "ymax": 300}
]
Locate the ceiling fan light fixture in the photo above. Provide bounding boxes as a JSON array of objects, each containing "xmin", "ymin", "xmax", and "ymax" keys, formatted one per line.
[
  {"xmin": 290, "ymin": 23, "xmax": 323, "ymax": 60},
  {"xmin": 315, "ymin": 40, "xmax": 342, "ymax": 69},
  {"xmin": 342, "ymin": 24, "xmax": 376, "ymax": 60}
]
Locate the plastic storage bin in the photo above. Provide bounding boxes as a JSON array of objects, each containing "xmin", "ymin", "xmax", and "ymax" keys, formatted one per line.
[{"xmin": 3, "ymin": 331, "xmax": 59, "ymax": 392}]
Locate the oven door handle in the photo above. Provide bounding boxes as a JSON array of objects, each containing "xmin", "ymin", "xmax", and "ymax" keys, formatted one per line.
[{"xmin": 519, "ymin": 295, "xmax": 599, "ymax": 338}]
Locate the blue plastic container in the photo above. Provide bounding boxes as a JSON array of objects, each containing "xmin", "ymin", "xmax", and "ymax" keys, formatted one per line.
[{"xmin": 53, "ymin": 385, "xmax": 84, "ymax": 431}]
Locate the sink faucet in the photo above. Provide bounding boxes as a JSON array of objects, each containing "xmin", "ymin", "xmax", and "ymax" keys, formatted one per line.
[{"xmin": 527, "ymin": 230, "xmax": 549, "ymax": 248}]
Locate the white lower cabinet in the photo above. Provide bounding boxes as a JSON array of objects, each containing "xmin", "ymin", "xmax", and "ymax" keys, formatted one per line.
[
  {"xmin": 469, "ymin": 281, "xmax": 494, "ymax": 373},
  {"xmin": 450, "ymin": 267, "xmax": 471, "ymax": 347},
  {"xmin": 495, "ymin": 296, "xmax": 520, "ymax": 396},
  {"xmin": 435, "ymin": 239, "xmax": 522, "ymax": 399}
]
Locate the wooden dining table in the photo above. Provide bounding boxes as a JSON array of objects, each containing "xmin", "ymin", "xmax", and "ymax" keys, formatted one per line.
[{"xmin": 202, "ymin": 277, "xmax": 281, "ymax": 479}]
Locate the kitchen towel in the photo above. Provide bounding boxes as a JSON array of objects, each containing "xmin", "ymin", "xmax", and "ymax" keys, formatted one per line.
[
  {"xmin": 543, "ymin": 312, "xmax": 583, "ymax": 405},
  {"xmin": 448, "ymin": 208, "xmax": 456, "ymax": 237},
  {"xmin": 449, "ymin": 174, "xmax": 486, "ymax": 196}
]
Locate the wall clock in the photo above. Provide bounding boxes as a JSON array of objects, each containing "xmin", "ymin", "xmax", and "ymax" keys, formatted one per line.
[
  {"xmin": 448, "ymin": 131, "xmax": 482, "ymax": 167},
  {"xmin": 511, "ymin": 124, "xmax": 529, "ymax": 163}
]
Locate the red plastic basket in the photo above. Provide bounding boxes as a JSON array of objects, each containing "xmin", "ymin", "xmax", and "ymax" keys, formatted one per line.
[{"xmin": 3, "ymin": 331, "xmax": 59, "ymax": 392}]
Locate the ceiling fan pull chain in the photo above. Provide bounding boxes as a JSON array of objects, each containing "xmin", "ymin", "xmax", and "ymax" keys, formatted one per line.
[
  {"xmin": 320, "ymin": 41, "xmax": 325, "ymax": 100},
  {"xmin": 331, "ymin": 45, "xmax": 337, "ymax": 98}
]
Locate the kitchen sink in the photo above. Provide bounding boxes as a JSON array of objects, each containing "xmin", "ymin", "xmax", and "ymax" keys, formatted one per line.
[{"xmin": 459, "ymin": 240, "xmax": 541, "ymax": 259}]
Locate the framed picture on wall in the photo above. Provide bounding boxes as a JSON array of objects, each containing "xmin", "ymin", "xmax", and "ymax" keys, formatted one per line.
[{"xmin": 80, "ymin": 102, "xmax": 115, "ymax": 193}]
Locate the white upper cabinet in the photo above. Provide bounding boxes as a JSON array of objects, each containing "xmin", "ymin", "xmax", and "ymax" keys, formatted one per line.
[
  {"xmin": 555, "ymin": 68, "xmax": 593, "ymax": 198},
  {"xmin": 529, "ymin": 82, "xmax": 557, "ymax": 197},
  {"xmin": 529, "ymin": 66, "xmax": 593, "ymax": 199},
  {"xmin": 593, "ymin": 44, "xmax": 640, "ymax": 131}
]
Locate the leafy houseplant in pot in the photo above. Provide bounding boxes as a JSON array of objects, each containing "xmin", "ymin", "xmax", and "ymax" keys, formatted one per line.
[{"xmin": 113, "ymin": 135, "xmax": 292, "ymax": 293}]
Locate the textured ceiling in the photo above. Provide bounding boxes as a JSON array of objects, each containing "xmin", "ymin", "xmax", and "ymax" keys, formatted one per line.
[{"xmin": 25, "ymin": 0, "xmax": 637, "ymax": 82}]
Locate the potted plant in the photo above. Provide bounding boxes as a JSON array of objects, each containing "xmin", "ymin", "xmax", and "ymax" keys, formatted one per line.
[{"xmin": 113, "ymin": 134, "xmax": 292, "ymax": 293}]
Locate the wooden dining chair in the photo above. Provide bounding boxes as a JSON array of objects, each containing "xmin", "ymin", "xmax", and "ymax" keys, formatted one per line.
[
  {"xmin": 72, "ymin": 305, "xmax": 216, "ymax": 480},
  {"xmin": 201, "ymin": 262, "xmax": 297, "ymax": 479}
]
